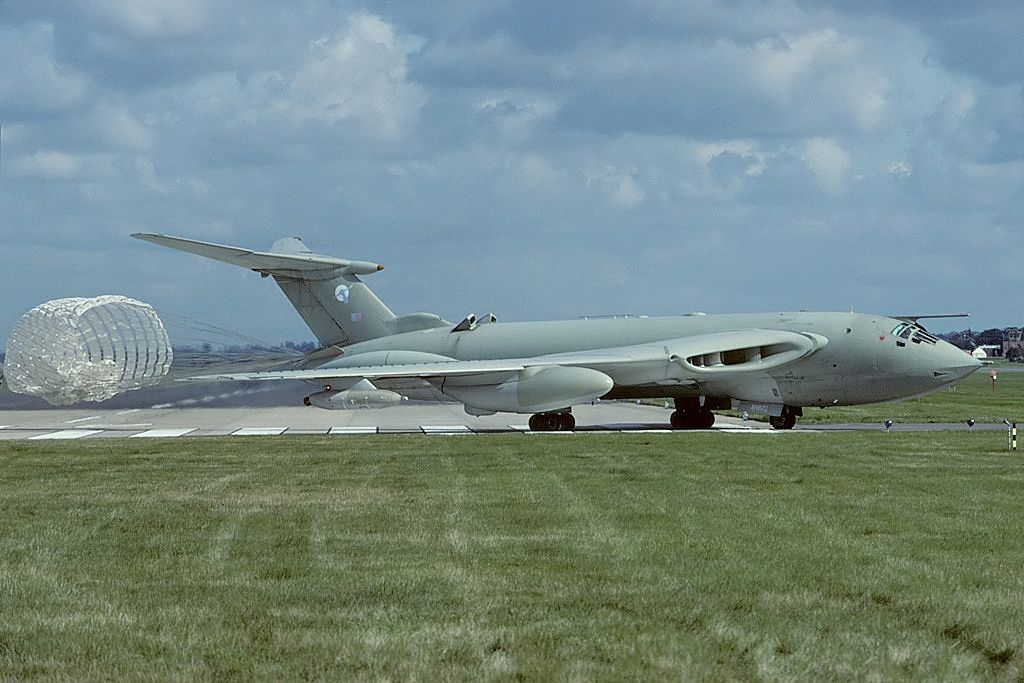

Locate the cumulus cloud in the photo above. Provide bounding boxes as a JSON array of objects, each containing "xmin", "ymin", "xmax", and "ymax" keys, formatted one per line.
[
  {"xmin": 585, "ymin": 165, "xmax": 647, "ymax": 208},
  {"xmin": 752, "ymin": 28, "xmax": 891, "ymax": 130},
  {"xmin": 289, "ymin": 14, "xmax": 426, "ymax": 140},
  {"xmin": 888, "ymin": 160, "xmax": 912, "ymax": 178},
  {"xmin": 800, "ymin": 137, "xmax": 851, "ymax": 192}
]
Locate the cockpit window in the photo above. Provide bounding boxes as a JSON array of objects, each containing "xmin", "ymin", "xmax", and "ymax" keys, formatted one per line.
[{"xmin": 890, "ymin": 322, "xmax": 938, "ymax": 346}]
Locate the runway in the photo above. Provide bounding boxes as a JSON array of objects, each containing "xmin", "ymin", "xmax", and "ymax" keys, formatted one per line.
[{"xmin": 0, "ymin": 401, "xmax": 796, "ymax": 440}]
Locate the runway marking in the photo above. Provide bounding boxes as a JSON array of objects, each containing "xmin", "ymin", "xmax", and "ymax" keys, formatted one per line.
[
  {"xmin": 0, "ymin": 426, "xmax": 8, "ymax": 430},
  {"xmin": 509, "ymin": 425, "xmax": 531, "ymax": 432},
  {"xmin": 64, "ymin": 415, "xmax": 101, "ymax": 424},
  {"xmin": 90, "ymin": 424, "xmax": 152, "ymax": 429},
  {"xmin": 130, "ymin": 428, "xmax": 197, "ymax": 438},
  {"xmin": 628, "ymin": 429, "xmax": 674, "ymax": 434},
  {"xmin": 29, "ymin": 429, "xmax": 104, "ymax": 440},
  {"xmin": 232, "ymin": 427, "xmax": 287, "ymax": 436},
  {"xmin": 116, "ymin": 409, "xmax": 141, "ymax": 416},
  {"xmin": 421, "ymin": 425, "xmax": 473, "ymax": 434},
  {"xmin": 329, "ymin": 426, "xmax": 378, "ymax": 435}
]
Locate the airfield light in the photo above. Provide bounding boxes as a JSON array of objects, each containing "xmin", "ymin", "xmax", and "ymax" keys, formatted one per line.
[
  {"xmin": 2, "ymin": 296, "xmax": 172, "ymax": 405},
  {"xmin": 967, "ymin": 418, "xmax": 976, "ymax": 432},
  {"xmin": 884, "ymin": 419, "xmax": 893, "ymax": 433}
]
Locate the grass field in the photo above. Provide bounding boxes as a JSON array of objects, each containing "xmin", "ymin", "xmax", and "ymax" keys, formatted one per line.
[{"xmin": 1, "ymin": 433, "xmax": 1023, "ymax": 680}]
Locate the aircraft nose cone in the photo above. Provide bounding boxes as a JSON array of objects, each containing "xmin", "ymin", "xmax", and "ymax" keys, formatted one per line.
[{"xmin": 934, "ymin": 341, "xmax": 983, "ymax": 382}]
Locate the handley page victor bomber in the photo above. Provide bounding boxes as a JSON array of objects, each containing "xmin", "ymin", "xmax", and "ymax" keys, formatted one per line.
[{"xmin": 133, "ymin": 233, "xmax": 981, "ymax": 430}]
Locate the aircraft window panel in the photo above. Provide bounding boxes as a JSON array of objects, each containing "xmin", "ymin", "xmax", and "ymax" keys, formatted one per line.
[{"xmin": 899, "ymin": 327, "xmax": 913, "ymax": 339}]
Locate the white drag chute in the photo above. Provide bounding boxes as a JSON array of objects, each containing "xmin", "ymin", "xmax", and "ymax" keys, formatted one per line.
[{"xmin": 3, "ymin": 296, "xmax": 172, "ymax": 405}]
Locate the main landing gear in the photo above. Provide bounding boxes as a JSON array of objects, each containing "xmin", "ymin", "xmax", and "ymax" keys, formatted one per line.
[
  {"xmin": 769, "ymin": 406, "xmax": 799, "ymax": 430},
  {"xmin": 528, "ymin": 411, "xmax": 575, "ymax": 432},
  {"xmin": 670, "ymin": 399, "xmax": 716, "ymax": 430}
]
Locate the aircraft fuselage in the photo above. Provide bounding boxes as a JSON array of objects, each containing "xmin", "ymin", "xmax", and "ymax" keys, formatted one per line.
[{"xmin": 324, "ymin": 311, "xmax": 980, "ymax": 409}]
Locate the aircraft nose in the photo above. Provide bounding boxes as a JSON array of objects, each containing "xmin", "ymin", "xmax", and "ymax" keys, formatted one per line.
[{"xmin": 932, "ymin": 341, "xmax": 983, "ymax": 382}]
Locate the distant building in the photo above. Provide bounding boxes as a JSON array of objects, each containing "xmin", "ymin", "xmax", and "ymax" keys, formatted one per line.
[
  {"xmin": 1004, "ymin": 328, "xmax": 1023, "ymax": 357},
  {"xmin": 973, "ymin": 345, "xmax": 1003, "ymax": 359}
]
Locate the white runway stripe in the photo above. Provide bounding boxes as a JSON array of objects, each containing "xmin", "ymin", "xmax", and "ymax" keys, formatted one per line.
[
  {"xmin": 64, "ymin": 416, "xmax": 101, "ymax": 424},
  {"xmin": 116, "ymin": 409, "xmax": 141, "ymax": 415},
  {"xmin": 421, "ymin": 425, "xmax": 473, "ymax": 434},
  {"xmin": 29, "ymin": 430, "xmax": 104, "ymax": 440},
  {"xmin": 130, "ymin": 428, "xmax": 196, "ymax": 438},
  {"xmin": 509, "ymin": 425, "xmax": 531, "ymax": 431},
  {"xmin": 329, "ymin": 426, "xmax": 378, "ymax": 434},
  {"xmin": 232, "ymin": 427, "xmax": 287, "ymax": 436}
]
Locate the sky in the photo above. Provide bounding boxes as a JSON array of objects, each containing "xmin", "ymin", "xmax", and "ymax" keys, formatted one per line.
[{"xmin": 1, "ymin": 0, "xmax": 1022, "ymax": 347}]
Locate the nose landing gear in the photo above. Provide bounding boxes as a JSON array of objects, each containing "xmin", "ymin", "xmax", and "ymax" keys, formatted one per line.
[{"xmin": 769, "ymin": 406, "xmax": 800, "ymax": 430}]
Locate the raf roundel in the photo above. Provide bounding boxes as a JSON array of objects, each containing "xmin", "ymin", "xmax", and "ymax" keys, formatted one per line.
[{"xmin": 334, "ymin": 284, "xmax": 350, "ymax": 304}]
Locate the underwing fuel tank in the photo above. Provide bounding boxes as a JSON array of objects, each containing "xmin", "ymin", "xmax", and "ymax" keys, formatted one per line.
[
  {"xmin": 304, "ymin": 380, "xmax": 405, "ymax": 410},
  {"xmin": 441, "ymin": 366, "xmax": 614, "ymax": 414}
]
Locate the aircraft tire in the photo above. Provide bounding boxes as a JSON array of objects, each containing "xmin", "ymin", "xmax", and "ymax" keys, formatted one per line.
[
  {"xmin": 529, "ymin": 412, "xmax": 572, "ymax": 431},
  {"xmin": 671, "ymin": 408, "xmax": 716, "ymax": 429},
  {"xmin": 769, "ymin": 410, "xmax": 797, "ymax": 430}
]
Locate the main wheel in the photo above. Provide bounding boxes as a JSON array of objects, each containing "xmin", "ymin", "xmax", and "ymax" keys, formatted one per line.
[
  {"xmin": 530, "ymin": 412, "xmax": 569, "ymax": 431},
  {"xmin": 695, "ymin": 409, "xmax": 715, "ymax": 429},
  {"xmin": 670, "ymin": 409, "xmax": 690, "ymax": 429}
]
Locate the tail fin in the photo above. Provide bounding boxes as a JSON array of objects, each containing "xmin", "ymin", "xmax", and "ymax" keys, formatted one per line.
[{"xmin": 132, "ymin": 233, "xmax": 400, "ymax": 346}]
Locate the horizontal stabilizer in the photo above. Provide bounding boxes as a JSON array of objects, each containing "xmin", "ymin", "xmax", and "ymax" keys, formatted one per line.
[
  {"xmin": 892, "ymin": 313, "xmax": 969, "ymax": 323},
  {"xmin": 131, "ymin": 233, "xmax": 383, "ymax": 278}
]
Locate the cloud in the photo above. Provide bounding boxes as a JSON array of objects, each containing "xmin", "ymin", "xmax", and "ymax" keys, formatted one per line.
[
  {"xmin": 10, "ymin": 151, "xmax": 114, "ymax": 181},
  {"xmin": 800, "ymin": 138, "xmax": 851, "ymax": 193},
  {"xmin": 0, "ymin": 24, "xmax": 89, "ymax": 118},
  {"xmin": 585, "ymin": 165, "xmax": 647, "ymax": 208},
  {"xmin": 87, "ymin": 105, "xmax": 154, "ymax": 151},
  {"xmin": 888, "ymin": 160, "xmax": 912, "ymax": 178},
  {"xmin": 78, "ymin": 0, "xmax": 210, "ymax": 38},
  {"xmin": 288, "ymin": 14, "xmax": 427, "ymax": 141},
  {"xmin": 1, "ymin": 1, "xmax": 1021, "ymax": 345}
]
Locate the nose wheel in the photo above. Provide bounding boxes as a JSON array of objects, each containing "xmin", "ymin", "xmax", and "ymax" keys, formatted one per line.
[
  {"xmin": 769, "ymin": 406, "xmax": 799, "ymax": 430},
  {"xmin": 528, "ymin": 412, "xmax": 575, "ymax": 431}
]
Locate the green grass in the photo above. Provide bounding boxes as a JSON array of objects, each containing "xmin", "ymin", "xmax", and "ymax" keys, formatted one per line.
[{"xmin": 2, "ymin": 433, "xmax": 1024, "ymax": 680}]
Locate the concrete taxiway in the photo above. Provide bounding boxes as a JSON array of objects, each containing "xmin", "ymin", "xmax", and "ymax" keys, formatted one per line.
[
  {"xmin": 0, "ymin": 402, "xmax": 793, "ymax": 440},
  {"xmin": 0, "ymin": 401, "xmax": 1000, "ymax": 440}
]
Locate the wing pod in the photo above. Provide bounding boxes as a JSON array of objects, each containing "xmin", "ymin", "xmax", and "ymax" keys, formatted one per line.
[
  {"xmin": 304, "ymin": 379, "xmax": 404, "ymax": 409},
  {"xmin": 442, "ymin": 366, "xmax": 613, "ymax": 414}
]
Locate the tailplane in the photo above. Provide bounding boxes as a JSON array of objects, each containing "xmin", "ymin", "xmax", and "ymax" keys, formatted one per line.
[{"xmin": 132, "ymin": 233, "xmax": 448, "ymax": 347}]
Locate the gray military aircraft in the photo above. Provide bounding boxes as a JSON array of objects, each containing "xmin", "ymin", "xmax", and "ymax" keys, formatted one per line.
[{"xmin": 133, "ymin": 233, "xmax": 981, "ymax": 431}]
